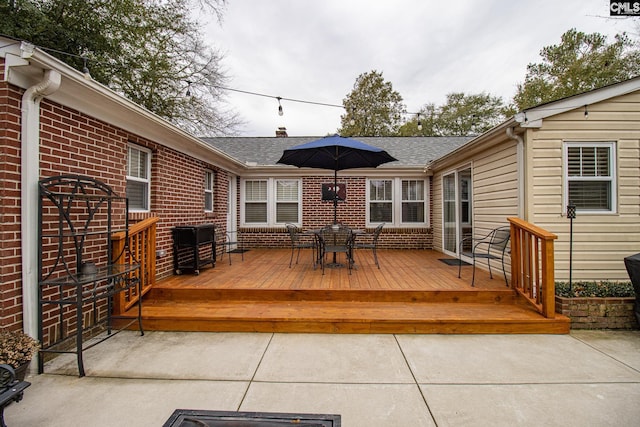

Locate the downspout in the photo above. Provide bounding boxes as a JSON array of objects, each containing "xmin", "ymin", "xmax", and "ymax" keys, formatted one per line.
[
  {"xmin": 21, "ymin": 69, "xmax": 61, "ymax": 340},
  {"xmin": 506, "ymin": 126, "xmax": 525, "ymax": 219}
]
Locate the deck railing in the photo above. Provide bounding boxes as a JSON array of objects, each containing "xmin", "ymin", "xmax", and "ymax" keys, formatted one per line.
[
  {"xmin": 111, "ymin": 217, "xmax": 159, "ymax": 314},
  {"xmin": 508, "ymin": 217, "xmax": 558, "ymax": 318}
]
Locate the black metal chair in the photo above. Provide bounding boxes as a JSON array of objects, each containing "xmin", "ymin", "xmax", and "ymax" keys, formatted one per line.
[
  {"xmin": 353, "ymin": 223, "xmax": 384, "ymax": 268},
  {"xmin": 222, "ymin": 230, "xmax": 244, "ymax": 265},
  {"xmin": 285, "ymin": 223, "xmax": 316, "ymax": 268},
  {"xmin": 317, "ymin": 225, "xmax": 354, "ymax": 275},
  {"xmin": 458, "ymin": 226, "xmax": 510, "ymax": 287}
]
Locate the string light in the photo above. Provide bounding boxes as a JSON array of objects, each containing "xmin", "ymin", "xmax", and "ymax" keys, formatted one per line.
[
  {"xmin": 277, "ymin": 97, "xmax": 283, "ymax": 116},
  {"xmin": 5, "ymin": 39, "xmax": 621, "ymax": 123},
  {"xmin": 81, "ymin": 57, "xmax": 91, "ymax": 80}
]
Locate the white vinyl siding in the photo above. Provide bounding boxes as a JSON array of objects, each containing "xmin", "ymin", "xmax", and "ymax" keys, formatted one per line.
[{"xmin": 527, "ymin": 93, "xmax": 639, "ymax": 281}]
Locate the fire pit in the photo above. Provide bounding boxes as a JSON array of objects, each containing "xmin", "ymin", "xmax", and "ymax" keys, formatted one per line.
[{"xmin": 163, "ymin": 410, "xmax": 341, "ymax": 427}]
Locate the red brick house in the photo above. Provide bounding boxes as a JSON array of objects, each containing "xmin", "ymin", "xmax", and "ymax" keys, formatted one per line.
[
  {"xmin": 0, "ymin": 39, "xmax": 469, "ymax": 340},
  {"xmin": 4, "ymin": 37, "xmax": 638, "ymax": 344}
]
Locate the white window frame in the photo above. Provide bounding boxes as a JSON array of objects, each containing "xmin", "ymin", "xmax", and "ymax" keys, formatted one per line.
[
  {"xmin": 563, "ymin": 141, "xmax": 616, "ymax": 214},
  {"xmin": 126, "ymin": 144, "xmax": 151, "ymax": 212},
  {"xmin": 366, "ymin": 177, "xmax": 429, "ymax": 227},
  {"xmin": 241, "ymin": 178, "xmax": 302, "ymax": 226},
  {"xmin": 204, "ymin": 170, "xmax": 214, "ymax": 212}
]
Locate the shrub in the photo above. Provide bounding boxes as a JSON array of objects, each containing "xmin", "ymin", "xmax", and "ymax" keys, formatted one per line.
[{"xmin": 555, "ymin": 281, "xmax": 635, "ymax": 298}]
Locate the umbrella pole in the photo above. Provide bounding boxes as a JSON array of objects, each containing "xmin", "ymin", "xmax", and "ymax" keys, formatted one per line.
[
  {"xmin": 332, "ymin": 169, "xmax": 338, "ymax": 264},
  {"xmin": 333, "ymin": 169, "xmax": 338, "ymax": 225}
]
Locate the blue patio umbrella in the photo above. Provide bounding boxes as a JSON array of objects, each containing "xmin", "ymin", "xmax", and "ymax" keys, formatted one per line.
[{"xmin": 277, "ymin": 135, "xmax": 397, "ymax": 224}]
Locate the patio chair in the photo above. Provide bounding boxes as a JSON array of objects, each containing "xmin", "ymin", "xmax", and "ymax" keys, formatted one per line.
[
  {"xmin": 317, "ymin": 225, "xmax": 354, "ymax": 275},
  {"xmin": 285, "ymin": 223, "xmax": 316, "ymax": 268},
  {"xmin": 221, "ymin": 230, "xmax": 244, "ymax": 265},
  {"xmin": 458, "ymin": 226, "xmax": 510, "ymax": 287},
  {"xmin": 353, "ymin": 223, "xmax": 384, "ymax": 268}
]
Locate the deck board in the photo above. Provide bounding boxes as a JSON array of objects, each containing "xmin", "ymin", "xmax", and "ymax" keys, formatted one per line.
[{"xmin": 127, "ymin": 248, "xmax": 570, "ymax": 334}]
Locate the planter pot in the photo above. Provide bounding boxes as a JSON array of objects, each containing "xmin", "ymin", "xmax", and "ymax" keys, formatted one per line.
[
  {"xmin": 14, "ymin": 361, "xmax": 30, "ymax": 381},
  {"xmin": 555, "ymin": 296, "xmax": 639, "ymax": 330}
]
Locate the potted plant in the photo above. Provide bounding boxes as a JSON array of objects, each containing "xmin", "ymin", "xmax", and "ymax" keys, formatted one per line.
[{"xmin": 0, "ymin": 330, "xmax": 40, "ymax": 381}]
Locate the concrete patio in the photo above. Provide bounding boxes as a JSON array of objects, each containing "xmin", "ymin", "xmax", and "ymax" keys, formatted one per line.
[{"xmin": 7, "ymin": 330, "xmax": 640, "ymax": 426}]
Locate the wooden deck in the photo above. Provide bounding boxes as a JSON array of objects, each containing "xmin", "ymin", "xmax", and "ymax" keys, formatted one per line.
[{"xmin": 124, "ymin": 248, "xmax": 570, "ymax": 334}]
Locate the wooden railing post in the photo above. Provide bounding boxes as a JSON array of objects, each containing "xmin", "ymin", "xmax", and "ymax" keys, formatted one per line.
[
  {"xmin": 111, "ymin": 217, "xmax": 159, "ymax": 314},
  {"xmin": 507, "ymin": 217, "xmax": 557, "ymax": 318}
]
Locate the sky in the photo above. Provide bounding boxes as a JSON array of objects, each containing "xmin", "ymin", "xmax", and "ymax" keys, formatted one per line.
[{"xmin": 204, "ymin": 0, "xmax": 636, "ymax": 137}]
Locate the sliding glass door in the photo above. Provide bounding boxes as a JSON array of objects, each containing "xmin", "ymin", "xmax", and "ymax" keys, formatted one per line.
[{"xmin": 442, "ymin": 167, "xmax": 472, "ymax": 256}]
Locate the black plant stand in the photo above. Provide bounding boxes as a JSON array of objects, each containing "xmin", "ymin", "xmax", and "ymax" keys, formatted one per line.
[{"xmin": 38, "ymin": 175, "xmax": 144, "ymax": 377}]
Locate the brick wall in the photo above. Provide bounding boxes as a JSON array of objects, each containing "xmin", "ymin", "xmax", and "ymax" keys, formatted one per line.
[
  {"xmin": 0, "ymin": 62, "xmax": 24, "ymax": 331},
  {"xmin": 1, "ymin": 64, "xmax": 231, "ymax": 333},
  {"xmin": 240, "ymin": 175, "xmax": 433, "ymax": 249}
]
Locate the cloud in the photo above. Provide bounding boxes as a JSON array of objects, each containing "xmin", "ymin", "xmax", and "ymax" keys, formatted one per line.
[{"xmin": 205, "ymin": 0, "xmax": 635, "ymax": 136}]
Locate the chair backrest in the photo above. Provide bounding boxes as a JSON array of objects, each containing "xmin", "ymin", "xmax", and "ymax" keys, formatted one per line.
[
  {"xmin": 320, "ymin": 225, "xmax": 352, "ymax": 248},
  {"xmin": 490, "ymin": 227, "xmax": 511, "ymax": 253},
  {"xmin": 285, "ymin": 223, "xmax": 299, "ymax": 242},
  {"xmin": 372, "ymin": 223, "xmax": 385, "ymax": 242}
]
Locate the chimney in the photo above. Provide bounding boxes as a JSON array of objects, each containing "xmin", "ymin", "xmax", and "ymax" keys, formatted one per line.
[{"xmin": 275, "ymin": 127, "xmax": 288, "ymax": 137}]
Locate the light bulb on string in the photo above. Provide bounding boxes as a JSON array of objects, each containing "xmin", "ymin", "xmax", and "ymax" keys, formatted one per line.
[
  {"xmin": 584, "ymin": 105, "xmax": 588, "ymax": 119},
  {"xmin": 81, "ymin": 57, "xmax": 91, "ymax": 80},
  {"xmin": 277, "ymin": 97, "xmax": 283, "ymax": 116},
  {"xmin": 417, "ymin": 113, "xmax": 422, "ymax": 131}
]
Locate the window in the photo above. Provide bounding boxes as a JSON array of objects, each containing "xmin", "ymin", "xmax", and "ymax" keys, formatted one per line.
[
  {"xmin": 126, "ymin": 144, "xmax": 151, "ymax": 211},
  {"xmin": 276, "ymin": 180, "xmax": 299, "ymax": 223},
  {"xmin": 401, "ymin": 180, "xmax": 425, "ymax": 223},
  {"xmin": 244, "ymin": 180, "xmax": 268, "ymax": 223},
  {"xmin": 242, "ymin": 178, "xmax": 301, "ymax": 226},
  {"xmin": 204, "ymin": 170, "xmax": 214, "ymax": 212},
  {"xmin": 369, "ymin": 179, "xmax": 393, "ymax": 222},
  {"xmin": 368, "ymin": 178, "xmax": 427, "ymax": 226},
  {"xmin": 565, "ymin": 142, "xmax": 616, "ymax": 213}
]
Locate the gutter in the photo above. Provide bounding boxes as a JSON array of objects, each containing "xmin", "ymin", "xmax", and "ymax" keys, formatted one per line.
[
  {"xmin": 506, "ymin": 126, "xmax": 525, "ymax": 219},
  {"xmin": 21, "ymin": 67, "xmax": 61, "ymax": 340}
]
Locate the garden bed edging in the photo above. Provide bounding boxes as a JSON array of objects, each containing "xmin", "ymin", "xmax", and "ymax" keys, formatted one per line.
[{"xmin": 555, "ymin": 296, "xmax": 639, "ymax": 330}]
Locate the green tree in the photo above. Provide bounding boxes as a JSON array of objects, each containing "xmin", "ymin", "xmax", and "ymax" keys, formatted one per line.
[
  {"xmin": 0, "ymin": 0, "xmax": 238, "ymax": 135},
  {"xmin": 399, "ymin": 92, "xmax": 510, "ymax": 136},
  {"xmin": 514, "ymin": 28, "xmax": 640, "ymax": 110},
  {"xmin": 339, "ymin": 70, "xmax": 406, "ymax": 137}
]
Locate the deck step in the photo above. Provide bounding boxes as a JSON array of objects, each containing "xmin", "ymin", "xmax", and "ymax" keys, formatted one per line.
[
  {"xmin": 147, "ymin": 287, "xmax": 518, "ymax": 304},
  {"xmin": 123, "ymin": 296, "xmax": 570, "ymax": 334}
]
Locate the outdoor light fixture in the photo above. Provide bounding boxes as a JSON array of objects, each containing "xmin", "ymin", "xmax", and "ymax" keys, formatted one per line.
[
  {"xmin": 277, "ymin": 97, "xmax": 283, "ymax": 116},
  {"xmin": 584, "ymin": 104, "xmax": 588, "ymax": 119}
]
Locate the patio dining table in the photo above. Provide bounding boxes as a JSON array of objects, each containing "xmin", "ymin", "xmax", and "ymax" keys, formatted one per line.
[{"xmin": 304, "ymin": 226, "xmax": 364, "ymax": 270}]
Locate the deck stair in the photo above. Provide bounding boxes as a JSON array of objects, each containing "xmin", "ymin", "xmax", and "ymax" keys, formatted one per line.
[{"xmin": 120, "ymin": 249, "xmax": 570, "ymax": 334}]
